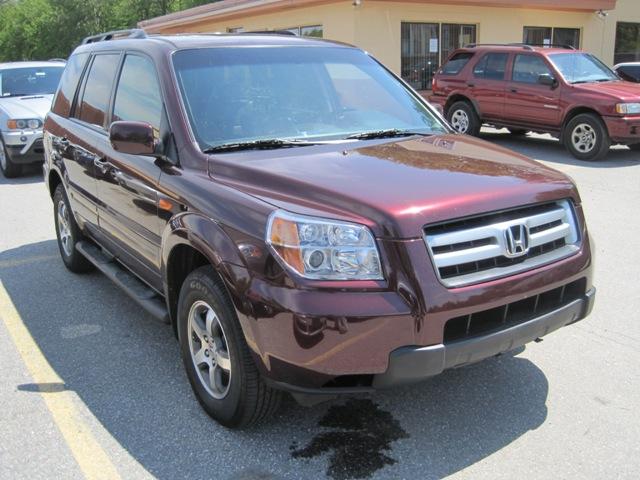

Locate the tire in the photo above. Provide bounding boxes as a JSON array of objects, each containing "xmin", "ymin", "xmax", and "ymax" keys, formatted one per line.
[
  {"xmin": 447, "ymin": 101, "xmax": 481, "ymax": 136},
  {"xmin": 53, "ymin": 184, "xmax": 93, "ymax": 273},
  {"xmin": 563, "ymin": 113, "xmax": 611, "ymax": 161},
  {"xmin": 629, "ymin": 143, "xmax": 640, "ymax": 152},
  {"xmin": 177, "ymin": 266, "xmax": 282, "ymax": 428},
  {"xmin": 0, "ymin": 136, "xmax": 21, "ymax": 178},
  {"xmin": 507, "ymin": 128, "xmax": 528, "ymax": 136}
]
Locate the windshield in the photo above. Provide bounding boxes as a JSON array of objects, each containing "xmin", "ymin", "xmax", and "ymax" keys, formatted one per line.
[
  {"xmin": 172, "ymin": 46, "xmax": 447, "ymax": 150},
  {"xmin": 0, "ymin": 66, "xmax": 64, "ymax": 97},
  {"xmin": 548, "ymin": 53, "xmax": 618, "ymax": 84}
]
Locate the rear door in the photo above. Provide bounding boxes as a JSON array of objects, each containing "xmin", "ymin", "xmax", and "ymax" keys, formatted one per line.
[
  {"xmin": 504, "ymin": 53, "xmax": 561, "ymax": 127},
  {"xmin": 468, "ymin": 52, "xmax": 510, "ymax": 120},
  {"xmin": 92, "ymin": 53, "xmax": 165, "ymax": 289}
]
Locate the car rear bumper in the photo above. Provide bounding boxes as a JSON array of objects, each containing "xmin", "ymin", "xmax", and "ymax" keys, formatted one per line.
[
  {"xmin": 2, "ymin": 130, "xmax": 45, "ymax": 164},
  {"xmin": 373, "ymin": 287, "xmax": 595, "ymax": 388},
  {"xmin": 603, "ymin": 115, "xmax": 640, "ymax": 144}
]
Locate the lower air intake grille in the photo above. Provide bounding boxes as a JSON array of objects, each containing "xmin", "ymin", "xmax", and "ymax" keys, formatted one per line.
[{"xmin": 444, "ymin": 278, "xmax": 586, "ymax": 344}]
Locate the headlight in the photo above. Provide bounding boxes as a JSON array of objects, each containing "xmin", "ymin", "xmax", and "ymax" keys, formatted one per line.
[
  {"xmin": 615, "ymin": 103, "xmax": 640, "ymax": 114},
  {"xmin": 7, "ymin": 118, "xmax": 42, "ymax": 130},
  {"xmin": 266, "ymin": 210, "xmax": 383, "ymax": 280}
]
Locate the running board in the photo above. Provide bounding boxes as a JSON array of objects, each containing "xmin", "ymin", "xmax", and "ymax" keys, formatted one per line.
[{"xmin": 76, "ymin": 241, "xmax": 170, "ymax": 324}]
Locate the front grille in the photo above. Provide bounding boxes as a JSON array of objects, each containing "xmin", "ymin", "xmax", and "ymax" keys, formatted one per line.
[
  {"xmin": 444, "ymin": 278, "xmax": 586, "ymax": 343},
  {"xmin": 424, "ymin": 200, "xmax": 581, "ymax": 287}
]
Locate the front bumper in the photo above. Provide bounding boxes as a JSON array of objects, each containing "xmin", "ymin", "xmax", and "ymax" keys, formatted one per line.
[
  {"xmin": 373, "ymin": 287, "xmax": 595, "ymax": 388},
  {"xmin": 603, "ymin": 115, "xmax": 640, "ymax": 144},
  {"xmin": 2, "ymin": 129, "xmax": 44, "ymax": 164}
]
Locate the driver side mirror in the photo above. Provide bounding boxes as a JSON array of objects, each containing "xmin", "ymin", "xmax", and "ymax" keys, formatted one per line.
[
  {"xmin": 538, "ymin": 73, "xmax": 558, "ymax": 88},
  {"xmin": 109, "ymin": 121, "xmax": 158, "ymax": 156}
]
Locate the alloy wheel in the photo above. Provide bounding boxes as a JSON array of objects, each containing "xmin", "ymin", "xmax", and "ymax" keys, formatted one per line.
[
  {"xmin": 57, "ymin": 200, "xmax": 73, "ymax": 257},
  {"xmin": 571, "ymin": 123, "xmax": 597, "ymax": 153},
  {"xmin": 450, "ymin": 109, "xmax": 470, "ymax": 133},
  {"xmin": 188, "ymin": 300, "xmax": 232, "ymax": 399}
]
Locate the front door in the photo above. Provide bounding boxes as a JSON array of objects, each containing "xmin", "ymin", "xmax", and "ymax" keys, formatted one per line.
[
  {"xmin": 504, "ymin": 53, "xmax": 561, "ymax": 127},
  {"xmin": 94, "ymin": 53, "xmax": 165, "ymax": 290}
]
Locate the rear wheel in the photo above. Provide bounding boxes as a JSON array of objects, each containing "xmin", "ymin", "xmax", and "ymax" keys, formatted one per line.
[
  {"xmin": 53, "ymin": 184, "xmax": 93, "ymax": 273},
  {"xmin": 447, "ymin": 101, "xmax": 481, "ymax": 136},
  {"xmin": 178, "ymin": 266, "xmax": 282, "ymax": 428},
  {"xmin": 563, "ymin": 113, "xmax": 611, "ymax": 161},
  {"xmin": 0, "ymin": 136, "xmax": 20, "ymax": 178}
]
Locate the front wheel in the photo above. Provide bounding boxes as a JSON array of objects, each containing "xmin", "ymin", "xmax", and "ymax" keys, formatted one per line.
[
  {"xmin": 178, "ymin": 266, "xmax": 282, "ymax": 428},
  {"xmin": 0, "ymin": 136, "xmax": 20, "ymax": 178},
  {"xmin": 563, "ymin": 113, "xmax": 611, "ymax": 161},
  {"xmin": 629, "ymin": 143, "xmax": 640, "ymax": 152},
  {"xmin": 447, "ymin": 101, "xmax": 481, "ymax": 136}
]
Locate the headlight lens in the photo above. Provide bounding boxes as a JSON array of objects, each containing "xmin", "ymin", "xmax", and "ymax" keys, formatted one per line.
[
  {"xmin": 266, "ymin": 210, "xmax": 383, "ymax": 280},
  {"xmin": 615, "ymin": 103, "xmax": 640, "ymax": 114},
  {"xmin": 7, "ymin": 118, "xmax": 42, "ymax": 130}
]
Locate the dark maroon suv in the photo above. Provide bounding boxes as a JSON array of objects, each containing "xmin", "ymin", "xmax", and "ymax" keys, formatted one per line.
[
  {"xmin": 430, "ymin": 44, "xmax": 640, "ymax": 160},
  {"xmin": 44, "ymin": 30, "xmax": 595, "ymax": 428}
]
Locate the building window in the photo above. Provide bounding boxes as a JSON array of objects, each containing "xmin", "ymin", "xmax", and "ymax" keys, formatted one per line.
[
  {"xmin": 615, "ymin": 22, "xmax": 640, "ymax": 64},
  {"xmin": 284, "ymin": 25, "xmax": 323, "ymax": 38},
  {"xmin": 523, "ymin": 26, "xmax": 580, "ymax": 49},
  {"xmin": 401, "ymin": 22, "xmax": 476, "ymax": 90}
]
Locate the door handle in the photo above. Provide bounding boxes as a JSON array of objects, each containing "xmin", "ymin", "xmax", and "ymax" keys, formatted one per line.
[
  {"xmin": 467, "ymin": 83, "xmax": 475, "ymax": 87},
  {"xmin": 510, "ymin": 88, "xmax": 518, "ymax": 93},
  {"xmin": 93, "ymin": 156, "xmax": 110, "ymax": 174},
  {"xmin": 53, "ymin": 137, "xmax": 69, "ymax": 149}
]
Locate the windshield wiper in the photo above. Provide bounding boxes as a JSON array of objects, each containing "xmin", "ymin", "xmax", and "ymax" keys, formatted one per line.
[
  {"xmin": 346, "ymin": 129, "xmax": 431, "ymax": 140},
  {"xmin": 203, "ymin": 138, "xmax": 320, "ymax": 153}
]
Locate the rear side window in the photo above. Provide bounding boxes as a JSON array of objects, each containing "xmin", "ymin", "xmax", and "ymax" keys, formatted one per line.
[
  {"xmin": 441, "ymin": 52, "xmax": 474, "ymax": 75},
  {"xmin": 473, "ymin": 53, "xmax": 509, "ymax": 80},
  {"xmin": 76, "ymin": 54, "xmax": 120, "ymax": 129},
  {"xmin": 51, "ymin": 53, "xmax": 88, "ymax": 117},
  {"xmin": 512, "ymin": 54, "xmax": 552, "ymax": 83},
  {"xmin": 113, "ymin": 55, "xmax": 163, "ymax": 132}
]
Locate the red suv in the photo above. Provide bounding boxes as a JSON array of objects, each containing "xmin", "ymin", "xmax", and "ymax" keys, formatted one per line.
[{"xmin": 430, "ymin": 44, "xmax": 640, "ymax": 160}]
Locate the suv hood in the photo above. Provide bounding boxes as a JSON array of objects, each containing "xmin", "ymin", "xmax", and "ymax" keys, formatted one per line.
[
  {"xmin": 0, "ymin": 94, "xmax": 53, "ymax": 120},
  {"xmin": 573, "ymin": 80, "xmax": 640, "ymax": 101},
  {"xmin": 209, "ymin": 134, "xmax": 578, "ymax": 239}
]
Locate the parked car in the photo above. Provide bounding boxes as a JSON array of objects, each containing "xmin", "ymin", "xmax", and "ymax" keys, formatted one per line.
[
  {"xmin": 614, "ymin": 62, "xmax": 640, "ymax": 83},
  {"xmin": 430, "ymin": 45, "xmax": 640, "ymax": 160},
  {"xmin": 44, "ymin": 30, "xmax": 595, "ymax": 428},
  {"xmin": 0, "ymin": 60, "xmax": 65, "ymax": 177}
]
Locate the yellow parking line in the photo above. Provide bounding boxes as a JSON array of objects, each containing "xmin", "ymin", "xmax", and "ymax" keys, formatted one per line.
[{"xmin": 0, "ymin": 281, "xmax": 121, "ymax": 480}]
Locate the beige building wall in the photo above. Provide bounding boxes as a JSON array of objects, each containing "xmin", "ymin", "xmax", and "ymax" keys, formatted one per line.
[{"xmin": 149, "ymin": 0, "xmax": 640, "ymax": 70}]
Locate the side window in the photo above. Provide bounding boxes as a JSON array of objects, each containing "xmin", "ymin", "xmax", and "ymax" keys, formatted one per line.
[
  {"xmin": 75, "ymin": 54, "xmax": 120, "ymax": 129},
  {"xmin": 51, "ymin": 53, "xmax": 89, "ymax": 118},
  {"xmin": 473, "ymin": 53, "xmax": 508, "ymax": 80},
  {"xmin": 442, "ymin": 52, "xmax": 474, "ymax": 75},
  {"xmin": 113, "ymin": 55, "xmax": 163, "ymax": 132},
  {"xmin": 513, "ymin": 54, "xmax": 552, "ymax": 84}
]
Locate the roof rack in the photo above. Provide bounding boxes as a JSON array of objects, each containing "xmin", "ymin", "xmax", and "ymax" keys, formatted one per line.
[
  {"xmin": 82, "ymin": 29, "xmax": 147, "ymax": 45},
  {"xmin": 48, "ymin": 58, "xmax": 67, "ymax": 63},
  {"xmin": 465, "ymin": 43, "xmax": 576, "ymax": 50}
]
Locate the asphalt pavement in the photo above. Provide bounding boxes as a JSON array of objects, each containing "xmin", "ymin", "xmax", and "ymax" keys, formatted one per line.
[{"xmin": 0, "ymin": 129, "xmax": 639, "ymax": 480}]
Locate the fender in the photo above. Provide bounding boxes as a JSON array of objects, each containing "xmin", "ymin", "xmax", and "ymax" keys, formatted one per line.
[{"xmin": 445, "ymin": 91, "xmax": 483, "ymax": 118}]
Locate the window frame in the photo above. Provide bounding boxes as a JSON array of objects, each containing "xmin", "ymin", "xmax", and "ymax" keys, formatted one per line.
[
  {"xmin": 614, "ymin": 22, "xmax": 640, "ymax": 65},
  {"xmin": 511, "ymin": 53, "xmax": 554, "ymax": 85},
  {"xmin": 440, "ymin": 52, "xmax": 475, "ymax": 76},
  {"xmin": 51, "ymin": 53, "xmax": 90, "ymax": 118},
  {"xmin": 472, "ymin": 52, "xmax": 509, "ymax": 81},
  {"xmin": 522, "ymin": 25, "xmax": 581, "ymax": 49}
]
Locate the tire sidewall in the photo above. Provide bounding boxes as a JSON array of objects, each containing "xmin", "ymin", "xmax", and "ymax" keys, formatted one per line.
[
  {"xmin": 564, "ymin": 114, "xmax": 610, "ymax": 161},
  {"xmin": 177, "ymin": 269, "xmax": 245, "ymax": 426},
  {"xmin": 53, "ymin": 184, "xmax": 79, "ymax": 268}
]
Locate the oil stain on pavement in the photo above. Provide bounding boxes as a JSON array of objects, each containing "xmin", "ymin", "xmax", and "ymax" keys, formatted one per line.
[{"xmin": 291, "ymin": 398, "xmax": 409, "ymax": 479}]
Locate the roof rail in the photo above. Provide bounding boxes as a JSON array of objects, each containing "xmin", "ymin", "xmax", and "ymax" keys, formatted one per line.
[
  {"xmin": 465, "ymin": 42, "xmax": 576, "ymax": 51},
  {"xmin": 48, "ymin": 58, "xmax": 67, "ymax": 63},
  {"xmin": 241, "ymin": 30, "xmax": 297, "ymax": 36},
  {"xmin": 82, "ymin": 29, "xmax": 147, "ymax": 45}
]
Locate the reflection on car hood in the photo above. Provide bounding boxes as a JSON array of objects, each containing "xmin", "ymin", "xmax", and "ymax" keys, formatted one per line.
[
  {"xmin": 573, "ymin": 80, "xmax": 640, "ymax": 101},
  {"xmin": 0, "ymin": 94, "xmax": 53, "ymax": 120},
  {"xmin": 209, "ymin": 134, "xmax": 578, "ymax": 239}
]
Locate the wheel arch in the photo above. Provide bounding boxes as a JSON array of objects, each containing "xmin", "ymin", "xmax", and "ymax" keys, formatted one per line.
[
  {"xmin": 445, "ymin": 94, "xmax": 481, "ymax": 118},
  {"xmin": 161, "ymin": 213, "xmax": 248, "ymax": 336},
  {"xmin": 561, "ymin": 107, "xmax": 609, "ymax": 140},
  {"xmin": 48, "ymin": 168, "xmax": 63, "ymax": 198}
]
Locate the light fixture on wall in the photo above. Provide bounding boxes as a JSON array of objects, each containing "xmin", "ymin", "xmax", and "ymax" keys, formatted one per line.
[{"xmin": 596, "ymin": 9, "xmax": 609, "ymax": 19}]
